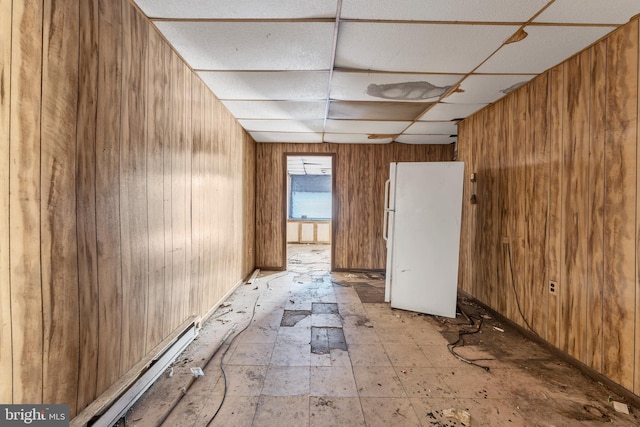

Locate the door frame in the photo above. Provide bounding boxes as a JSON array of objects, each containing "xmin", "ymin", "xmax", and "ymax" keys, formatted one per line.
[{"xmin": 282, "ymin": 152, "xmax": 337, "ymax": 271}]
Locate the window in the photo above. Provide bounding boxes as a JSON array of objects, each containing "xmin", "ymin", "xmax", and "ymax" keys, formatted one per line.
[{"xmin": 289, "ymin": 174, "xmax": 331, "ymax": 220}]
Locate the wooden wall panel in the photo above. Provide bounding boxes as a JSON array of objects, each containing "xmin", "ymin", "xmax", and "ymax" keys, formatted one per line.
[
  {"xmin": 0, "ymin": 0, "xmax": 13, "ymax": 405},
  {"xmin": 458, "ymin": 18, "xmax": 640, "ymax": 396},
  {"xmin": 587, "ymin": 39, "xmax": 606, "ymax": 372},
  {"xmin": 9, "ymin": 0, "xmax": 44, "ymax": 404},
  {"xmin": 255, "ymin": 143, "xmax": 453, "ymax": 270},
  {"xmin": 41, "ymin": 0, "xmax": 81, "ymax": 410},
  {"xmin": 119, "ymin": 1, "xmax": 149, "ymax": 372},
  {"xmin": 95, "ymin": 0, "xmax": 123, "ymax": 394},
  {"xmin": 77, "ymin": 0, "xmax": 100, "ymax": 409},
  {"xmin": 559, "ymin": 50, "xmax": 590, "ymax": 360},
  {"xmin": 1, "ymin": 0, "xmax": 256, "ymax": 416},
  {"xmin": 602, "ymin": 20, "xmax": 637, "ymax": 391}
]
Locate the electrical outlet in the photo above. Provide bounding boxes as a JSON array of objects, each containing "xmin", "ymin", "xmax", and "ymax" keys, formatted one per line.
[{"xmin": 549, "ymin": 281, "xmax": 557, "ymax": 294}]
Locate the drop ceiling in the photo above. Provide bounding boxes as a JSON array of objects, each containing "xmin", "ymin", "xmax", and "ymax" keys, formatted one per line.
[{"xmin": 134, "ymin": 0, "xmax": 640, "ymax": 144}]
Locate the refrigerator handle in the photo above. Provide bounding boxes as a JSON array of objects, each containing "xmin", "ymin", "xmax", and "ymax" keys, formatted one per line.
[{"xmin": 383, "ymin": 178, "xmax": 391, "ymax": 242}]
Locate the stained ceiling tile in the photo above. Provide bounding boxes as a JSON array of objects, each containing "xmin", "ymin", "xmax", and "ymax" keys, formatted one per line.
[
  {"xmin": 405, "ymin": 121, "xmax": 457, "ymax": 135},
  {"xmin": 154, "ymin": 21, "xmax": 335, "ymax": 70},
  {"xmin": 335, "ymin": 22, "xmax": 519, "ymax": 73},
  {"xmin": 330, "ymin": 71, "xmax": 463, "ymax": 102},
  {"xmin": 395, "ymin": 135, "xmax": 457, "ymax": 144},
  {"xmin": 198, "ymin": 71, "xmax": 330, "ymax": 100},
  {"xmin": 418, "ymin": 103, "xmax": 487, "ymax": 121},
  {"xmin": 324, "ymin": 133, "xmax": 393, "ymax": 144},
  {"xmin": 340, "ymin": 0, "xmax": 549, "ymax": 22},
  {"xmin": 444, "ymin": 74, "xmax": 536, "ymax": 104},
  {"xmin": 239, "ymin": 119, "xmax": 325, "ymax": 133},
  {"xmin": 222, "ymin": 100, "xmax": 327, "ymax": 120},
  {"xmin": 476, "ymin": 25, "xmax": 615, "ymax": 74},
  {"xmin": 325, "ymin": 120, "xmax": 410, "ymax": 134},
  {"xmin": 534, "ymin": 0, "xmax": 640, "ymax": 24},
  {"xmin": 249, "ymin": 132, "xmax": 324, "ymax": 143},
  {"xmin": 136, "ymin": 0, "xmax": 338, "ymax": 19},
  {"xmin": 328, "ymin": 101, "xmax": 430, "ymax": 120}
]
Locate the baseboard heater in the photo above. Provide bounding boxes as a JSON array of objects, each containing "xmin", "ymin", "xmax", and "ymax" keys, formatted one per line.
[{"xmin": 71, "ymin": 316, "xmax": 199, "ymax": 427}]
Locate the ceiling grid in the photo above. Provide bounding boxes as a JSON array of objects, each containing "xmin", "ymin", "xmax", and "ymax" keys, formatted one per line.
[{"xmin": 134, "ymin": 0, "xmax": 640, "ymax": 144}]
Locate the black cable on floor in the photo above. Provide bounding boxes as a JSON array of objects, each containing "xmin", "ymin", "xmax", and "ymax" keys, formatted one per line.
[{"xmin": 446, "ymin": 304, "xmax": 492, "ymax": 372}]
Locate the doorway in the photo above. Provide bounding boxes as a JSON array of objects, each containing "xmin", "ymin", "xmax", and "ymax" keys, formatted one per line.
[{"xmin": 284, "ymin": 154, "xmax": 335, "ymax": 270}]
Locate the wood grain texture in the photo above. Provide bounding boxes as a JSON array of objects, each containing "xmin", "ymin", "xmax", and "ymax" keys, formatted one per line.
[
  {"xmin": 457, "ymin": 17, "xmax": 640, "ymax": 396},
  {"xmin": 10, "ymin": 0, "xmax": 44, "ymax": 404},
  {"xmin": 547, "ymin": 64, "xmax": 563, "ymax": 348},
  {"xmin": 0, "ymin": 0, "xmax": 13, "ymax": 405},
  {"xmin": 603, "ymin": 21, "xmax": 637, "ymax": 391},
  {"xmin": 95, "ymin": 0, "xmax": 123, "ymax": 394},
  {"xmin": 587, "ymin": 39, "xmax": 606, "ymax": 373},
  {"xmin": 41, "ymin": 0, "xmax": 81, "ymax": 409},
  {"xmin": 255, "ymin": 143, "xmax": 452, "ymax": 270},
  {"xmin": 146, "ymin": 27, "xmax": 167, "ymax": 351},
  {"xmin": 636, "ymin": 17, "xmax": 640, "ymax": 398},
  {"xmin": 559, "ymin": 50, "xmax": 590, "ymax": 360},
  {"xmin": 76, "ymin": 0, "xmax": 100, "ymax": 410},
  {"xmin": 119, "ymin": 1, "xmax": 149, "ymax": 372}
]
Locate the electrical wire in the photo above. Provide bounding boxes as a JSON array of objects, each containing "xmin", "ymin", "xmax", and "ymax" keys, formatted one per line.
[
  {"xmin": 446, "ymin": 304, "xmax": 492, "ymax": 372},
  {"xmin": 504, "ymin": 241, "xmax": 538, "ymax": 335},
  {"xmin": 204, "ymin": 271, "xmax": 290, "ymax": 426}
]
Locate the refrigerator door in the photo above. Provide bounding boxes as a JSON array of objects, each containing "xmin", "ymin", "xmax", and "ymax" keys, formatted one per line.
[
  {"xmin": 383, "ymin": 163, "xmax": 397, "ymax": 302},
  {"xmin": 388, "ymin": 162, "xmax": 464, "ymax": 318}
]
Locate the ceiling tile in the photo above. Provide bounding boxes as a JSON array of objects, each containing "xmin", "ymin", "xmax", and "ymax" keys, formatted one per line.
[
  {"xmin": 418, "ymin": 103, "xmax": 487, "ymax": 121},
  {"xmin": 222, "ymin": 100, "xmax": 327, "ymax": 119},
  {"xmin": 199, "ymin": 71, "xmax": 329, "ymax": 100},
  {"xmin": 325, "ymin": 120, "xmax": 410, "ymax": 134},
  {"xmin": 154, "ymin": 21, "xmax": 335, "ymax": 70},
  {"xmin": 335, "ymin": 22, "xmax": 519, "ymax": 73},
  {"xmin": 324, "ymin": 133, "xmax": 393, "ymax": 144},
  {"xmin": 249, "ymin": 132, "xmax": 324, "ymax": 143},
  {"xmin": 330, "ymin": 71, "xmax": 463, "ymax": 102},
  {"xmin": 328, "ymin": 101, "xmax": 430, "ymax": 120},
  {"xmin": 534, "ymin": 0, "xmax": 640, "ymax": 24},
  {"xmin": 135, "ymin": 0, "xmax": 338, "ymax": 19},
  {"xmin": 477, "ymin": 25, "xmax": 615, "ymax": 74},
  {"xmin": 239, "ymin": 119, "xmax": 325, "ymax": 133},
  {"xmin": 444, "ymin": 74, "xmax": 536, "ymax": 104},
  {"xmin": 405, "ymin": 121, "xmax": 457, "ymax": 135},
  {"xmin": 341, "ymin": 0, "xmax": 549, "ymax": 22},
  {"xmin": 395, "ymin": 135, "xmax": 457, "ymax": 144}
]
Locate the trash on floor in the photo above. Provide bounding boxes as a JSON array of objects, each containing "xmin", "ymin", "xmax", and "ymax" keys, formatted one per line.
[
  {"xmin": 443, "ymin": 408, "xmax": 471, "ymax": 424},
  {"xmin": 612, "ymin": 401, "xmax": 630, "ymax": 415},
  {"xmin": 190, "ymin": 367, "xmax": 204, "ymax": 378}
]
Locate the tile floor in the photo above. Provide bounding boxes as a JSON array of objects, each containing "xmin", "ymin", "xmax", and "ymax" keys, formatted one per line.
[{"xmin": 128, "ymin": 244, "xmax": 638, "ymax": 427}]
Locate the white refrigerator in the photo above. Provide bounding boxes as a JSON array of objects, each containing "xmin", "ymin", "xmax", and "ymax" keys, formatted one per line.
[{"xmin": 383, "ymin": 162, "xmax": 464, "ymax": 318}]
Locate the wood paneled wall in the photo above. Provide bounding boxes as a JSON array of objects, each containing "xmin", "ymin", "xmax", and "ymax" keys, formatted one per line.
[
  {"xmin": 458, "ymin": 18, "xmax": 640, "ymax": 395},
  {"xmin": 1, "ymin": 0, "xmax": 255, "ymax": 416},
  {"xmin": 256, "ymin": 143, "xmax": 453, "ymax": 270}
]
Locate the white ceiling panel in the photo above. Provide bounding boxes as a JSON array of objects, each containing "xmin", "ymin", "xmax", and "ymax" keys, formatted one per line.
[
  {"xmin": 419, "ymin": 103, "xmax": 487, "ymax": 121},
  {"xmin": 250, "ymin": 132, "xmax": 324, "ymax": 143},
  {"xmin": 341, "ymin": 0, "xmax": 549, "ymax": 22},
  {"xmin": 335, "ymin": 22, "xmax": 520, "ymax": 73},
  {"xmin": 477, "ymin": 25, "xmax": 615, "ymax": 74},
  {"xmin": 405, "ymin": 121, "xmax": 458, "ymax": 135},
  {"xmin": 221, "ymin": 100, "xmax": 327, "ymax": 120},
  {"xmin": 136, "ymin": 0, "xmax": 338, "ymax": 19},
  {"xmin": 395, "ymin": 135, "xmax": 457, "ymax": 144},
  {"xmin": 534, "ymin": 0, "xmax": 640, "ymax": 25},
  {"xmin": 324, "ymin": 134, "xmax": 393, "ymax": 144},
  {"xmin": 239, "ymin": 119, "xmax": 325, "ymax": 133},
  {"xmin": 444, "ymin": 74, "xmax": 536, "ymax": 104},
  {"xmin": 198, "ymin": 71, "xmax": 329, "ymax": 100},
  {"xmin": 154, "ymin": 21, "xmax": 335, "ymax": 70},
  {"xmin": 330, "ymin": 71, "xmax": 463, "ymax": 102},
  {"xmin": 324, "ymin": 120, "xmax": 410, "ymax": 134}
]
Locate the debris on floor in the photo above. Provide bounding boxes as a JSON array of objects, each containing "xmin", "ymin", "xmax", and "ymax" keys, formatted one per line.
[
  {"xmin": 443, "ymin": 408, "xmax": 471, "ymax": 425},
  {"xmin": 190, "ymin": 367, "xmax": 204, "ymax": 378},
  {"xmin": 612, "ymin": 400, "xmax": 630, "ymax": 415}
]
